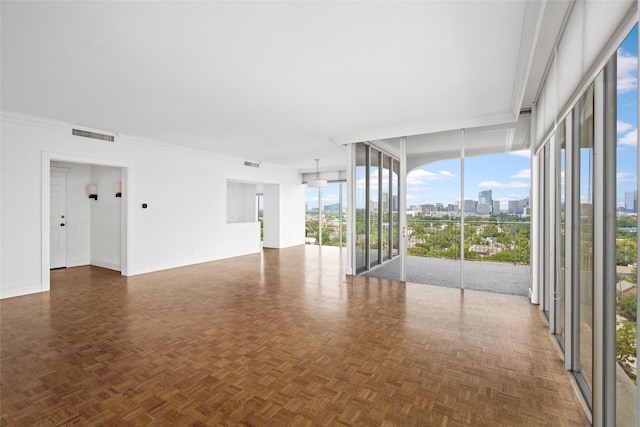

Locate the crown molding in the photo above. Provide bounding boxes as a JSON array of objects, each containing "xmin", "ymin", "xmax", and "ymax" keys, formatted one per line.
[
  {"xmin": 1, "ymin": 110, "xmax": 69, "ymax": 133},
  {"xmin": 1, "ymin": 110, "xmax": 293, "ymax": 172}
]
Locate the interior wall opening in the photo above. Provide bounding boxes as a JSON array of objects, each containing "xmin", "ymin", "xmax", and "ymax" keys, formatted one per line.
[{"xmin": 48, "ymin": 160, "xmax": 125, "ymax": 278}]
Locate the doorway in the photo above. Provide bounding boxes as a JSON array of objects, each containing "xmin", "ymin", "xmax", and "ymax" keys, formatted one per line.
[
  {"xmin": 49, "ymin": 161, "xmax": 124, "ymax": 273},
  {"xmin": 42, "ymin": 152, "xmax": 129, "ymax": 292}
]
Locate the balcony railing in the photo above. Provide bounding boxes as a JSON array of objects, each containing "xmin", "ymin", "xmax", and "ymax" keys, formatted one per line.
[{"xmin": 406, "ymin": 218, "xmax": 531, "ymax": 265}]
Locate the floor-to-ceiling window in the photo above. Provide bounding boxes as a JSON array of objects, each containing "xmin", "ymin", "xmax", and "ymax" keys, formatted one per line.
[
  {"xmin": 556, "ymin": 120, "xmax": 567, "ymax": 348},
  {"xmin": 392, "ymin": 159, "xmax": 400, "ymax": 257},
  {"xmin": 462, "ymin": 151, "xmax": 531, "ymax": 296},
  {"xmin": 352, "ymin": 143, "xmax": 400, "ymax": 275},
  {"xmin": 382, "ymin": 155, "xmax": 391, "ymax": 262},
  {"xmin": 370, "ymin": 150, "xmax": 380, "ymax": 267},
  {"xmin": 615, "ymin": 24, "xmax": 638, "ymax": 423},
  {"xmin": 575, "ymin": 83, "xmax": 595, "ymax": 397},
  {"xmin": 355, "ymin": 144, "xmax": 368, "ymax": 273},
  {"xmin": 305, "ymin": 182, "xmax": 347, "ymax": 247},
  {"xmin": 541, "ymin": 25, "xmax": 638, "ymax": 423}
]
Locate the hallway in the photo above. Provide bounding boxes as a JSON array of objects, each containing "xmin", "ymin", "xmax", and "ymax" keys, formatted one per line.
[{"xmin": 1, "ymin": 246, "xmax": 589, "ymax": 425}]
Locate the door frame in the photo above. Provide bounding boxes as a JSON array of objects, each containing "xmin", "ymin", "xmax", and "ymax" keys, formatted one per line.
[{"xmin": 41, "ymin": 151, "xmax": 131, "ymax": 292}]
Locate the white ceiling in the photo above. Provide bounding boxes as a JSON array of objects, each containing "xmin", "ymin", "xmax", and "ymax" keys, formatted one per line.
[{"xmin": 1, "ymin": 1, "xmax": 565, "ymax": 173}]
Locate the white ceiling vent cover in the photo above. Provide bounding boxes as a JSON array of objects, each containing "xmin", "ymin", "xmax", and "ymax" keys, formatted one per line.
[
  {"xmin": 244, "ymin": 161, "xmax": 260, "ymax": 168},
  {"xmin": 72, "ymin": 128, "xmax": 115, "ymax": 142}
]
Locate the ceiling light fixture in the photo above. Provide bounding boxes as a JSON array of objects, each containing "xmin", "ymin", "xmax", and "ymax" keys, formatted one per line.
[{"xmin": 307, "ymin": 159, "xmax": 327, "ymax": 188}]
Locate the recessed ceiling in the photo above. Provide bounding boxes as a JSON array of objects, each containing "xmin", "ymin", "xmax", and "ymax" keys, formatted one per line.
[{"xmin": 1, "ymin": 1, "xmax": 560, "ymax": 172}]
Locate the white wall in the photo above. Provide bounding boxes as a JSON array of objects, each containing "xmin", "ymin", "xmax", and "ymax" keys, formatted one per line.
[
  {"xmin": 90, "ymin": 165, "xmax": 122, "ymax": 271},
  {"xmin": 0, "ymin": 112, "xmax": 306, "ymax": 298},
  {"xmin": 263, "ymin": 184, "xmax": 280, "ymax": 248},
  {"xmin": 262, "ymin": 183, "xmax": 305, "ymax": 249}
]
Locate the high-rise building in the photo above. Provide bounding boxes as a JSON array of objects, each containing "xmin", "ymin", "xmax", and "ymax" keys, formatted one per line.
[
  {"xmin": 477, "ymin": 203, "xmax": 491, "ymax": 215},
  {"xmin": 508, "ymin": 200, "xmax": 523, "ymax": 214},
  {"xmin": 624, "ymin": 190, "xmax": 637, "ymax": 213},
  {"xmin": 493, "ymin": 200, "xmax": 501, "ymax": 215},
  {"xmin": 478, "ymin": 190, "xmax": 492, "ymax": 213},
  {"xmin": 464, "ymin": 199, "xmax": 477, "ymax": 213}
]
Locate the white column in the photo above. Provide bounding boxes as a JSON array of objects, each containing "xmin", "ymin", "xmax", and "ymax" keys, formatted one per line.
[
  {"xmin": 346, "ymin": 144, "xmax": 355, "ymax": 275},
  {"xmin": 531, "ymin": 106, "xmax": 540, "ymax": 304}
]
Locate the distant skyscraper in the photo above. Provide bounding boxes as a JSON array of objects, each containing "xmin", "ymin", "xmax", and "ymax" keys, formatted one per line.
[
  {"xmin": 477, "ymin": 203, "xmax": 491, "ymax": 215},
  {"xmin": 493, "ymin": 200, "xmax": 501, "ymax": 215},
  {"xmin": 478, "ymin": 190, "xmax": 492, "ymax": 213},
  {"xmin": 464, "ymin": 199, "xmax": 477, "ymax": 213},
  {"xmin": 625, "ymin": 190, "xmax": 637, "ymax": 213},
  {"xmin": 509, "ymin": 200, "xmax": 523, "ymax": 214}
]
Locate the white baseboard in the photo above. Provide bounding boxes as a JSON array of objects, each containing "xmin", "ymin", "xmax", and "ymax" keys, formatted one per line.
[
  {"xmin": 0, "ymin": 283, "xmax": 44, "ymax": 299},
  {"xmin": 67, "ymin": 258, "xmax": 90, "ymax": 268},
  {"xmin": 90, "ymin": 259, "xmax": 121, "ymax": 271}
]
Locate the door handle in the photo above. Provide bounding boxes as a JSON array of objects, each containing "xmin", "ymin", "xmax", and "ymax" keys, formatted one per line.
[{"xmin": 60, "ymin": 223, "xmax": 65, "ymax": 227}]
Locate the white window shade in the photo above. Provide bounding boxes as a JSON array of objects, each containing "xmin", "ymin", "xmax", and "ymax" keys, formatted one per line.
[{"xmin": 534, "ymin": 0, "xmax": 635, "ymax": 150}]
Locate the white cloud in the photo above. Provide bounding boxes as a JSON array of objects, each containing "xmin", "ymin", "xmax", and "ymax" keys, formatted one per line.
[
  {"xmin": 510, "ymin": 150, "xmax": 531, "ymax": 158},
  {"xmin": 438, "ymin": 170, "xmax": 457, "ymax": 178},
  {"xmin": 478, "ymin": 180, "xmax": 529, "ymax": 189},
  {"xmin": 407, "ymin": 169, "xmax": 456, "ymax": 185},
  {"xmin": 618, "ymin": 120, "xmax": 634, "ymax": 134},
  {"xmin": 619, "ymin": 128, "xmax": 637, "ymax": 146},
  {"xmin": 617, "ymin": 171, "xmax": 636, "ymax": 183},
  {"xmin": 510, "ymin": 169, "xmax": 531, "ymax": 179},
  {"xmin": 617, "ymin": 48, "xmax": 638, "ymax": 94}
]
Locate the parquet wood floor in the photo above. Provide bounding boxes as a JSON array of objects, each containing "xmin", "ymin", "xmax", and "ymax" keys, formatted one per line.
[{"xmin": 1, "ymin": 246, "xmax": 590, "ymax": 426}]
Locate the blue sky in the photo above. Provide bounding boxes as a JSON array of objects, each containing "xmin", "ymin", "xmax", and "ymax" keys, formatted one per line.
[
  {"xmin": 616, "ymin": 25, "xmax": 638, "ymax": 209},
  {"xmin": 406, "ymin": 151, "xmax": 531, "ymax": 210},
  {"xmin": 306, "ymin": 25, "xmax": 638, "ymax": 211}
]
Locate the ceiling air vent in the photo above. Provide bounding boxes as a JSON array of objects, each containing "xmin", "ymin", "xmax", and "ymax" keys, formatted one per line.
[
  {"xmin": 244, "ymin": 161, "xmax": 260, "ymax": 168},
  {"xmin": 72, "ymin": 128, "xmax": 115, "ymax": 142}
]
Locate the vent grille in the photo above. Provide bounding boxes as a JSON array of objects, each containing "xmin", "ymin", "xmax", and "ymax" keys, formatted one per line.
[
  {"xmin": 72, "ymin": 128, "xmax": 115, "ymax": 142},
  {"xmin": 244, "ymin": 161, "xmax": 260, "ymax": 168}
]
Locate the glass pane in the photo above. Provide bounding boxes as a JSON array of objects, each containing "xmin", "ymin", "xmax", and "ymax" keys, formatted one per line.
[
  {"xmin": 463, "ymin": 151, "xmax": 531, "ymax": 296},
  {"xmin": 320, "ymin": 182, "xmax": 344, "ymax": 247},
  {"xmin": 355, "ymin": 144, "xmax": 367, "ymax": 273},
  {"xmin": 616, "ymin": 24, "xmax": 637, "ymax": 425},
  {"xmin": 405, "ymin": 158, "xmax": 461, "ymax": 288},
  {"xmin": 341, "ymin": 182, "xmax": 347, "ymax": 247},
  {"xmin": 393, "ymin": 159, "xmax": 399, "ymax": 257},
  {"xmin": 558, "ymin": 120, "xmax": 567, "ymax": 342},
  {"xmin": 577, "ymin": 83, "xmax": 594, "ymax": 392},
  {"xmin": 305, "ymin": 186, "xmax": 320, "ymax": 245},
  {"xmin": 382, "ymin": 155, "xmax": 391, "ymax": 261},
  {"xmin": 544, "ymin": 144, "xmax": 551, "ymax": 319},
  {"xmin": 370, "ymin": 150, "xmax": 380, "ymax": 267}
]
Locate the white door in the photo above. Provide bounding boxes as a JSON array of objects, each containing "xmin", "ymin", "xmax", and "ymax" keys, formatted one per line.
[{"xmin": 50, "ymin": 171, "xmax": 66, "ymax": 269}]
